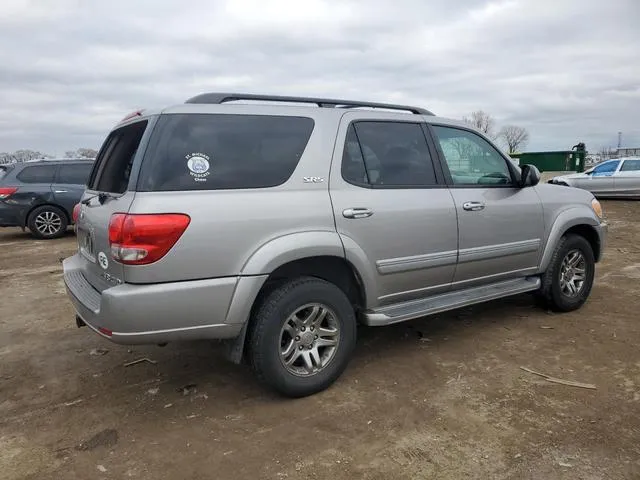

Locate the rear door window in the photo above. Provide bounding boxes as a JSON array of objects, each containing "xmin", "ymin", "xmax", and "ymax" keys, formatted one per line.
[
  {"xmin": 620, "ymin": 159, "xmax": 640, "ymax": 172},
  {"xmin": 16, "ymin": 165, "xmax": 57, "ymax": 183},
  {"xmin": 90, "ymin": 120, "xmax": 148, "ymax": 193},
  {"xmin": 57, "ymin": 163, "xmax": 93, "ymax": 185},
  {"xmin": 342, "ymin": 121, "xmax": 438, "ymax": 187},
  {"xmin": 138, "ymin": 114, "xmax": 314, "ymax": 191}
]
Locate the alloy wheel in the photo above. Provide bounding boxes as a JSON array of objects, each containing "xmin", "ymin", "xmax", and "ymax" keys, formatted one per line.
[{"xmin": 279, "ymin": 303, "xmax": 340, "ymax": 376}]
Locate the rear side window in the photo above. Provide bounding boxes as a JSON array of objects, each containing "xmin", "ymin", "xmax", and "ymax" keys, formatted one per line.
[
  {"xmin": 342, "ymin": 121, "xmax": 437, "ymax": 187},
  {"xmin": 90, "ymin": 121, "xmax": 148, "ymax": 193},
  {"xmin": 138, "ymin": 114, "xmax": 314, "ymax": 191},
  {"xmin": 620, "ymin": 159, "xmax": 640, "ymax": 172},
  {"xmin": 16, "ymin": 165, "xmax": 57, "ymax": 183},
  {"xmin": 58, "ymin": 163, "xmax": 93, "ymax": 184}
]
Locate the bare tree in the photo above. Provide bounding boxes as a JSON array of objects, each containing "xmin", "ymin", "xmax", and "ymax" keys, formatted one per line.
[
  {"xmin": 499, "ymin": 125, "xmax": 529, "ymax": 153},
  {"xmin": 597, "ymin": 147, "xmax": 616, "ymax": 162},
  {"xmin": 0, "ymin": 150, "xmax": 51, "ymax": 164},
  {"xmin": 463, "ymin": 110, "xmax": 497, "ymax": 139},
  {"xmin": 65, "ymin": 148, "xmax": 98, "ymax": 159}
]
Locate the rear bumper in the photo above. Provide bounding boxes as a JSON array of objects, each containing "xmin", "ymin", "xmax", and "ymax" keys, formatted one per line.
[
  {"xmin": 63, "ymin": 254, "xmax": 267, "ymax": 345},
  {"xmin": 0, "ymin": 202, "xmax": 23, "ymax": 227}
]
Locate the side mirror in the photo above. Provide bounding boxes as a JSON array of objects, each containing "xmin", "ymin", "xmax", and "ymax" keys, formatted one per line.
[{"xmin": 520, "ymin": 164, "xmax": 541, "ymax": 187}]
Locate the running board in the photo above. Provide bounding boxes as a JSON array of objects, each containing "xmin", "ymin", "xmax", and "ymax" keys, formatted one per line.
[{"xmin": 363, "ymin": 276, "xmax": 541, "ymax": 326}]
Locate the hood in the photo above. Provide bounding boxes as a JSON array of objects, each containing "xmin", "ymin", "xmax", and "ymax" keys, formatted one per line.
[{"xmin": 551, "ymin": 172, "xmax": 589, "ymax": 181}]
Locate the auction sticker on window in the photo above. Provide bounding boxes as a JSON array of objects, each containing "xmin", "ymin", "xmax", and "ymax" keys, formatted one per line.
[{"xmin": 186, "ymin": 153, "xmax": 211, "ymax": 182}]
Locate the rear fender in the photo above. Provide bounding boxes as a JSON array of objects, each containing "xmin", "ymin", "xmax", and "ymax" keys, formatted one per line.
[
  {"xmin": 223, "ymin": 231, "xmax": 346, "ymax": 364},
  {"xmin": 240, "ymin": 231, "xmax": 345, "ymax": 275},
  {"xmin": 227, "ymin": 231, "xmax": 347, "ymax": 328}
]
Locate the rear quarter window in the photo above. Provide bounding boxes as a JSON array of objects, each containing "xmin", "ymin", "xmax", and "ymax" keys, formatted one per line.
[
  {"xmin": 138, "ymin": 114, "xmax": 314, "ymax": 191},
  {"xmin": 58, "ymin": 163, "xmax": 93, "ymax": 184},
  {"xmin": 16, "ymin": 164, "xmax": 57, "ymax": 183}
]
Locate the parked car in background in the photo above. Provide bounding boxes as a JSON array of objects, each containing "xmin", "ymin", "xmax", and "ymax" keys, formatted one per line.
[
  {"xmin": 0, "ymin": 159, "xmax": 93, "ymax": 239},
  {"xmin": 548, "ymin": 157, "xmax": 640, "ymax": 198},
  {"xmin": 63, "ymin": 93, "xmax": 606, "ymax": 397}
]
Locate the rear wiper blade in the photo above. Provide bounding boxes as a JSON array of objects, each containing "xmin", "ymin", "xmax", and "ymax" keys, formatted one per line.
[{"xmin": 81, "ymin": 192, "xmax": 116, "ymax": 205}]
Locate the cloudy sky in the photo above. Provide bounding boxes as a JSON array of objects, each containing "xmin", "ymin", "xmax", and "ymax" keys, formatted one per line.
[{"xmin": 1, "ymin": 0, "xmax": 638, "ymax": 155}]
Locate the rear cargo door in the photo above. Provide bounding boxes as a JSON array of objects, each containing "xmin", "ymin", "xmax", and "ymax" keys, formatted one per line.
[{"xmin": 76, "ymin": 120, "xmax": 149, "ymax": 292}]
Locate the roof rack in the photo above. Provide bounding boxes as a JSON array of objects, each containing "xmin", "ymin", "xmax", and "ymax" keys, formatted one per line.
[{"xmin": 184, "ymin": 92, "xmax": 434, "ymax": 115}]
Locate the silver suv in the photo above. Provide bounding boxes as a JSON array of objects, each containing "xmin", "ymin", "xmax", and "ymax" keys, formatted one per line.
[{"xmin": 63, "ymin": 93, "xmax": 607, "ymax": 397}]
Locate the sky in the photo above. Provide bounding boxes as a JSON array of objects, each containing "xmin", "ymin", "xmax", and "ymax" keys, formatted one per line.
[{"xmin": 1, "ymin": 0, "xmax": 638, "ymax": 155}]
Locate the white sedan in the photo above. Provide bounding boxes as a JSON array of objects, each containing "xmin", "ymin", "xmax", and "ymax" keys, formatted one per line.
[{"xmin": 549, "ymin": 157, "xmax": 640, "ymax": 198}]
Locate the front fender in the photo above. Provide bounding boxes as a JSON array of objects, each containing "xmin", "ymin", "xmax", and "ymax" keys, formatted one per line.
[{"xmin": 538, "ymin": 207, "xmax": 601, "ymax": 272}]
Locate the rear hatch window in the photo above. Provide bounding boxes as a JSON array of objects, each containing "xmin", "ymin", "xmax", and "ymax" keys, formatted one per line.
[
  {"xmin": 88, "ymin": 120, "xmax": 148, "ymax": 193},
  {"xmin": 137, "ymin": 114, "xmax": 314, "ymax": 191},
  {"xmin": 0, "ymin": 165, "xmax": 12, "ymax": 181}
]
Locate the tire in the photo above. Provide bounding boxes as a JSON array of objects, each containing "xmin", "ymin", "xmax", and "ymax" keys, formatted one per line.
[
  {"xmin": 27, "ymin": 205, "xmax": 68, "ymax": 239},
  {"xmin": 539, "ymin": 233, "xmax": 595, "ymax": 312},
  {"xmin": 248, "ymin": 277, "xmax": 357, "ymax": 398}
]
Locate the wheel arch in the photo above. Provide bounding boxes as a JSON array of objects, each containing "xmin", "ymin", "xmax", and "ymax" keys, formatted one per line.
[
  {"xmin": 225, "ymin": 253, "xmax": 368, "ymax": 365},
  {"xmin": 539, "ymin": 208, "xmax": 602, "ymax": 272},
  {"xmin": 25, "ymin": 202, "xmax": 70, "ymax": 227}
]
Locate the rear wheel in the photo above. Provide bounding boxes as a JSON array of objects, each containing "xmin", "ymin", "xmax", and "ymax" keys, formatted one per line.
[
  {"xmin": 540, "ymin": 233, "xmax": 595, "ymax": 311},
  {"xmin": 249, "ymin": 277, "xmax": 357, "ymax": 397},
  {"xmin": 27, "ymin": 205, "xmax": 68, "ymax": 239}
]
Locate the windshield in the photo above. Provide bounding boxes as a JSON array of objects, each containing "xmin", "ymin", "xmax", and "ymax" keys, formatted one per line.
[{"xmin": 591, "ymin": 160, "xmax": 620, "ymax": 175}]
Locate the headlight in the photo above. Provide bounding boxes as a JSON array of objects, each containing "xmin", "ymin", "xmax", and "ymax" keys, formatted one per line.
[{"xmin": 591, "ymin": 198, "xmax": 603, "ymax": 219}]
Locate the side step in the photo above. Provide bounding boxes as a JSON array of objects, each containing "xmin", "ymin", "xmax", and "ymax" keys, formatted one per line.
[{"xmin": 363, "ymin": 276, "xmax": 541, "ymax": 326}]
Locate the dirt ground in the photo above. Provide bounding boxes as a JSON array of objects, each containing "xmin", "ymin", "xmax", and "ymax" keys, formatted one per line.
[{"xmin": 1, "ymin": 200, "xmax": 639, "ymax": 480}]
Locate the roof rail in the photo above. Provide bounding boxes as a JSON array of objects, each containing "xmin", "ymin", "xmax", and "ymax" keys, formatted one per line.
[{"xmin": 184, "ymin": 92, "xmax": 434, "ymax": 115}]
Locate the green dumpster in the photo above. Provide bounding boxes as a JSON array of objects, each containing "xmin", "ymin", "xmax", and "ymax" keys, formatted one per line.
[{"xmin": 510, "ymin": 143, "xmax": 586, "ymax": 173}]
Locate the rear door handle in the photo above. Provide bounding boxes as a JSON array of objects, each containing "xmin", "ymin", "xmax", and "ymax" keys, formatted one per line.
[
  {"xmin": 343, "ymin": 208, "xmax": 374, "ymax": 219},
  {"xmin": 462, "ymin": 201, "xmax": 485, "ymax": 212},
  {"xmin": 54, "ymin": 190, "xmax": 68, "ymax": 193}
]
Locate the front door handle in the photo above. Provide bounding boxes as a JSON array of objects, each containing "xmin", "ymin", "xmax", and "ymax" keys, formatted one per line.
[
  {"xmin": 343, "ymin": 208, "xmax": 374, "ymax": 219},
  {"xmin": 462, "ymin": 201, "xmax": 485, "ymax": 212},
  {"xmin": 54, "ymin": 190, "xmax": 68, "ymax": 193}
]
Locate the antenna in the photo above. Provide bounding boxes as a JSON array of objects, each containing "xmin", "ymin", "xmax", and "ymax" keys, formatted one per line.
[{"xmin": 618, "ymin": 131, "xmax": 622, "ymax": 149}]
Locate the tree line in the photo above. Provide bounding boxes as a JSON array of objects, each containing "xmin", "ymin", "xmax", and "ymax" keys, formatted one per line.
[
  {"xmin": 0, "ymin": 148, "xmax": 97, "ymax": 165},
  {"xmin": 462, "ymin": 110, "xmax": 530, "ymax": 154}
]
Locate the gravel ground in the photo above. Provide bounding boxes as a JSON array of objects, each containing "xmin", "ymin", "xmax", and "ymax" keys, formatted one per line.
[{"xmin": 0, "ymin": 200, "xmax": 639, "ymax": 479}]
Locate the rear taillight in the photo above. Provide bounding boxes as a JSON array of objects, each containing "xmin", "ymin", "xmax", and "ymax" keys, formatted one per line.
[
  {"xmin": 108, "ymin": 213, "xmax": 190, "ymax": 265},
  {"xmin": 0, "ymin": 187, "xmax": 17, "ymax": 199},
  {"xmin": 72, "ymin": 203, "xmax": 81, "ymax": 223}
]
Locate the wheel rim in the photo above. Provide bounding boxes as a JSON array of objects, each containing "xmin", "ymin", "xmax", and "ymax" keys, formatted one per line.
[
  {"xmin": 279, "ymin": 303, "xmax": 340, "ymax": 377},
  {"xmin": 34, "ymin": 210, "xmax": 62, "ymax": 236},
  {"xmin": 559, "ymin": 249, "xmax": 587, "ymax": 297}
]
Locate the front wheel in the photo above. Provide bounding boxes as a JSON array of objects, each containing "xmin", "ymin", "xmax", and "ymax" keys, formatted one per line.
[
  {"xmin": 540, "ymin": 233, "xmax": 595, "ymax": 312},
  {"xmin": 248, "ymin": 277, "xmax": 357, "ymax": 397}
]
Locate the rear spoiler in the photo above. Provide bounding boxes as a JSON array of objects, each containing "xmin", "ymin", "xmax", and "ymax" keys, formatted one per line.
[{"xmin": 119, "ymin": 110, "xmax": 145, "ymax": 124}]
